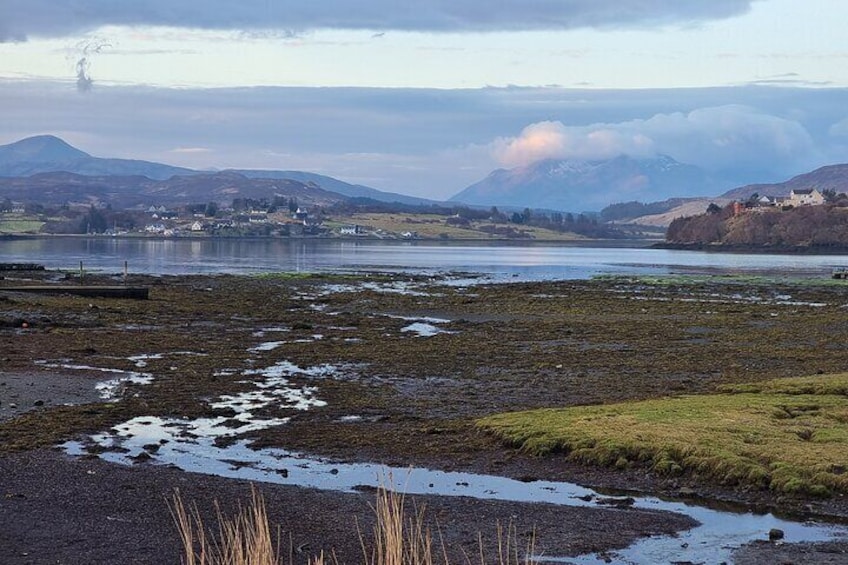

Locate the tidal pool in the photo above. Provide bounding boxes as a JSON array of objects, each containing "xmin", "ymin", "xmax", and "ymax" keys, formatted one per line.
[{"xmin": 60, "ymin": 355, "xmax": 848, "ymax": 564}]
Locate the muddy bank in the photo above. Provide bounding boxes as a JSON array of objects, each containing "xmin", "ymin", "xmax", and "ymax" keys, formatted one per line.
[
  {"xmin": 0, "ymin": 371, "xmax": 104, "ymax": 423},
  {"xmin": 2, "ymin": 271, "xmax": 848, "ymax": 562},
  {"xmin": 0, "ymin": 449, "xmax": 694, "ymax": 564}
]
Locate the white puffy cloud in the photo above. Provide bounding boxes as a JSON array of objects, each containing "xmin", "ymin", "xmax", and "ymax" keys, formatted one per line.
[
  {"xmin": 492, "ymin": 121, "xmax": 655, "ymax": 167},
  {"xmin": 491, "ymin": 105, "xmax": 818, "ymax": 174},
  {"xmin": 1, "ymin": 0, "xmax": 757, "ymax": 41}
]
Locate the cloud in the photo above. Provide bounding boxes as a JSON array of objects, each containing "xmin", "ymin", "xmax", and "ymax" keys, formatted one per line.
[
  {"xmin": 493, "ymin": 121, "xmax": 655, "ymax": 167},
  {"xmin": 170, "ymin": 146, "xmax": 212, "ymax": 154},
  {"xmin": 490, "ymin": 105, "xmax": 818, "ymax": 176},
  {"xmin": 1, "ymin": 1, "xmax": 758, "ymax": 41},
  {"xmin": 829, "ymin": 118, "xmax": 848, "ymax": 138},
  {"xmin": 1, "ymin": 80, "xmax": 844, "ymax": 199}
]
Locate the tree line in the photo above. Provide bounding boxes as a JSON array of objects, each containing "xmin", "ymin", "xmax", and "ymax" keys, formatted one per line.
[{"xmin": 667, "ymin": 201, "xmax": 848, "ymax": 247}]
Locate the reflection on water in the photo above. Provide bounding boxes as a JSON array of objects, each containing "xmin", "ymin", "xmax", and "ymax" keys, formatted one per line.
[
  {"xmin": 59, "ymin": 352, "xmax": 848, "ymax": 565},
  {"xmin": 3, "ymin": 237, "xmax": 848, "ymax": 280}
]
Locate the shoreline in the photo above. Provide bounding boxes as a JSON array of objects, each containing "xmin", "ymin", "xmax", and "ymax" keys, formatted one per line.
[
  {"xmin": 655, "ymin": 241, "xmax": 848, "ymax": 255},
  {"xmin": 1, "ymin": 231, "xmax": 653, "ymax": 246}
]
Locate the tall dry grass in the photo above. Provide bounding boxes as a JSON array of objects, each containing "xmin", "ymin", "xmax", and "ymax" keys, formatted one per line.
[{"xmin": 171, "ymin": 483, "xmax": 535, "ymax": 565}]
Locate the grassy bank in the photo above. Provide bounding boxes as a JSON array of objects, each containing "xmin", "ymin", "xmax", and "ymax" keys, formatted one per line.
[{"xmin": 478, "ymin": 374, "xmax": 848, "ymax": 496}]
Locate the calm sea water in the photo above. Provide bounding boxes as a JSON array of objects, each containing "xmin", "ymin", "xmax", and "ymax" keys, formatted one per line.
[{"xmin": 3, "ymin": 237, "xmax": 848, "ymax": 280}]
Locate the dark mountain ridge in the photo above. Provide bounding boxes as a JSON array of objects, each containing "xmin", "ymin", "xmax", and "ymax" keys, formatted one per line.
[
  {"xmin": 722, "ymin": 164, "xmax": 848, "ymax": 200},
  {"xmin": 0, "ymin": 170, "xmax": 345, "ymax": 209},
  {"xmin": 0, "ymin": 135, "xmax": 193, "ymax": 180}
]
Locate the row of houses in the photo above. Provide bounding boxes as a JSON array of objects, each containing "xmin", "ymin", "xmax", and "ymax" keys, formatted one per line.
[{"xmin": 754, "ymin": 188, "xmax": 826, "ymax": 208}]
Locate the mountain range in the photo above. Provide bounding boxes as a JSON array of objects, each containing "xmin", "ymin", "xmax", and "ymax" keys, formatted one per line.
[
  {"xmin": 3, "ymin": 135, "xmax": 848, "ymax": 216},
  {"xmin": 0, "ymin": 135, "xmax": 432, "ymax": 207}
]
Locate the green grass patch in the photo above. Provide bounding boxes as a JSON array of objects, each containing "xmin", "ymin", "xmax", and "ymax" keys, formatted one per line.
[
  {"xmin": 0, "ymin": 218, "xmax": 45, "ymax": 233},
  {"xmin": 332, "ymin": 212, "xmax": 585, "ymax": 241},
  {"xmin": 477, "ymin": 373, "xmax": 848, "ymax": 496}
]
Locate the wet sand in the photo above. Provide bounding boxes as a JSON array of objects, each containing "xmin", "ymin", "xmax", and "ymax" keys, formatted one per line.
[{"xmin": 0, "ymin": 371, "xmax": 104, "ymax": 423}]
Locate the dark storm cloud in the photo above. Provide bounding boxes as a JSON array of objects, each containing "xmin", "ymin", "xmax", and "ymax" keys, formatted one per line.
[{"xmin": 1, "ymin": 1, "xmax": 758, "ymax": 41}]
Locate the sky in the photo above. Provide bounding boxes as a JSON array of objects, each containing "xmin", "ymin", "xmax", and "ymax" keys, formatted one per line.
[{"xmin": 1, "ymin": 0, "xmax": 848, "ymax": 201}]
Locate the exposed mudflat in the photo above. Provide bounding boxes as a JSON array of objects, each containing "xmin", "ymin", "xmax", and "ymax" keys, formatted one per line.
[{"xmin": 1, "ymin": 271, "xmax": 848, "ymax": 563}]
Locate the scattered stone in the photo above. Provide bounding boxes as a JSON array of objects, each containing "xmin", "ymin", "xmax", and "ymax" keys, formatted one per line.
[
  {"xmin": 678, "ymin": 487, "xmax": 697, "ymax": 497},
  {"xmin": 769, "ymin": 528, "xmax": 785, "ymax": 541},
  {"xmin": 33, "ymin": 400, "xmax": 44, "ymax": 407},
  {"xmin": 596, "ymin": 496, "xmax": 636, "ymax": 508}
]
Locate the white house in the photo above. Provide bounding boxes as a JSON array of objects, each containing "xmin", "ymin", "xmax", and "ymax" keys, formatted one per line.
[
  {"xmin": 787, "ymin": 188, "xmax": 825, "ymax": 207},
  {"xmin": 339, "ymin": 225, "xmax": 363, "ymax": 236}
]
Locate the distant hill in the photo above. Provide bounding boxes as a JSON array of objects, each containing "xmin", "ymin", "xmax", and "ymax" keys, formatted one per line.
[
  {"xmin": 0, "ymin": 171, "xmax": 345, "ymax": 209},
  {"xmin": 722, "ymin": 164, "xmax": 848, "ymax": 200},
  {"xmin": 451, "ymin": 155, "xmax": 727, "ymax": 213},
  {"xmin": 622, "ymin": 198, "xmax": 733, "ymax": 228},
  {"xmin": 0, "ymin": 135, "xmax": 89, "ymax": 163},
  {"xmin": 0, "ymin": 135, "xmax": 193, "ymax": 180},
  {"xmin": 602, "ymin": 161, "xmax": 848, "ymax": 228},
  {"xmin": 0, "ymin": 135, "xmax": 436, "ymax": 206},
  {"xmin": 229, "ymin": 169, "xmax": 433, "ymax": 206},
  {"xmin": 600, "ymin": 197, "xmax": 734, "ymax": 228}
]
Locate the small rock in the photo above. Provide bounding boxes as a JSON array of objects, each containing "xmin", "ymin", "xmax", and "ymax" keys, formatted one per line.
[
  {"xmin": 596, "ymin": 496, "xmax": 636, "ymax": 508},
  {"xmin": 768, "ymin": 528, "xmax": 784, "ymax": 541},
  {"xmin": 9, "ymin": 403, "xmax": 17, "ymax": 409},
  {"xmin": 33, "ymin": 400, "xmax": 44, "ymax": 407}
]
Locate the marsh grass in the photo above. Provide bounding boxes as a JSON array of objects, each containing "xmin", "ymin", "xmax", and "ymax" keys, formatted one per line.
[
  {"xmin": 170, "ymin": 485, "xmax": 311, "ymax": 565},
  {"xmin": 172, "ymin": 482, "xmax": 535, "ymax": 565},
  {"xmin": 478, "ymin": 373, "xmax": 848, "ymax": 496}
]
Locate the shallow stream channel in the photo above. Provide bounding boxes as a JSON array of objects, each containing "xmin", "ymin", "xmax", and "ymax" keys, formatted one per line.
[{"xmin": 56, "ymin": 343, "xmax": 848, "ymax": 565}]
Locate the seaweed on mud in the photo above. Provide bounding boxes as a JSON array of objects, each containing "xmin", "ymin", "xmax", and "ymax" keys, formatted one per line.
[{"xmin": 4, "ymin": 271, "xmax": 848, "ymax": 502}]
